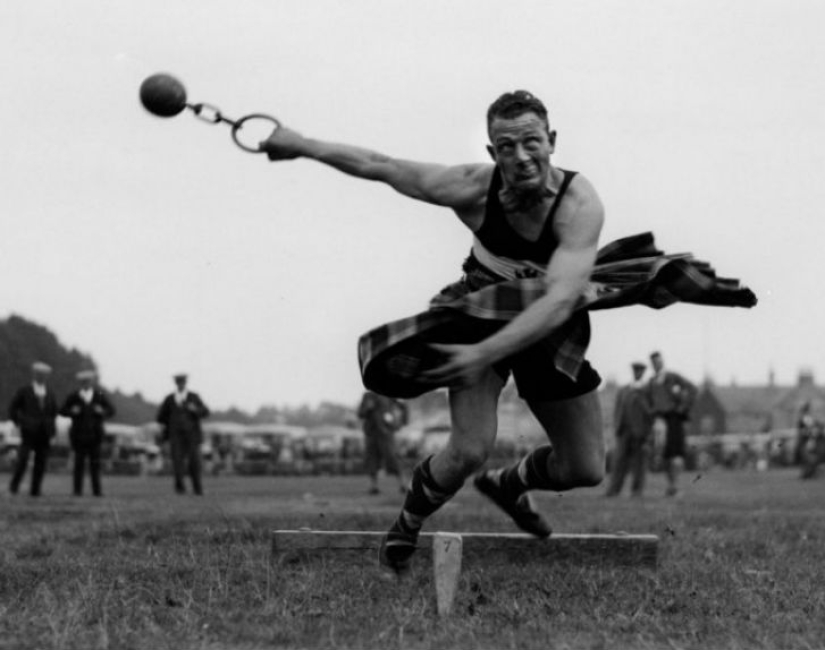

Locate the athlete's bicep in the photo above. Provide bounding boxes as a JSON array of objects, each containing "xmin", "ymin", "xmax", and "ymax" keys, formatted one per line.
[
  {"xmin": 384, "ymin": 161, "xmax": 491, "ymax": 208},
  {"xmin": 544, "ymin": 190, "xmax": 605, "ymax": 299}
]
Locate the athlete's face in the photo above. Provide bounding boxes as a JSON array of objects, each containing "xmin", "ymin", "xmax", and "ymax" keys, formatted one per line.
[{"xmin": 487, "ymin": 112, "xmax": 555, "ymax": 193}]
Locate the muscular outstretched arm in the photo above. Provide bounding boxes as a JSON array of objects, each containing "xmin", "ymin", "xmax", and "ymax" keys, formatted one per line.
[{"xmin": 260, "ymin": 126, "xmax": 489, "ymax": 212}]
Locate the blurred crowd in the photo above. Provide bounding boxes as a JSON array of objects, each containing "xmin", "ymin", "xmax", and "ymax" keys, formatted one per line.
[{"xmin": 3, "ymin": 358, "xmax": 824, "ymax": 500}]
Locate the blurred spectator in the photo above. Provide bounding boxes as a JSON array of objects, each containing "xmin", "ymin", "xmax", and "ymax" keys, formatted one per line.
[
  {"xmin": 8, "ymin": 362, "xmax": 59, "ymax": 497},
  {"xmin": 606, "ymin": 362, "xmax": 653, "ymax": 498},
  {"xmin": 358, "ymin": 391, "xmax": 408, "ymax": 495},
  {"xmin": 795, "ymin": 401, "xmax": 817, "ymax": 466},
  {"xmin": 60, "ymin": 370, "xmax": 116, "ymax": 497},
  {"xmin": 156, "ymin": 373, "xmax": 210, "ymax": 495},
  {"xmin": 800, "ymin": 419, "xmax": 825, "ymax": 480},
  {"xmin": 647, "ymin": 351, "xmax": 697, "ymax": 497}
]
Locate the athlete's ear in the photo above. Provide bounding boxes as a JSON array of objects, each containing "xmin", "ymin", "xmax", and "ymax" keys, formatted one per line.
[
  {"xmin": 548, "ymin": 130, "xmax": 557, "ymax": 152},
  {"xmin": 486, "ymin": 144, "xmax": 496, "ymax": 161}
]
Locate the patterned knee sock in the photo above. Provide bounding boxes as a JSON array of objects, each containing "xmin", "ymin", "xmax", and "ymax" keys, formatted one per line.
[
  {"xmin": 388, "ymin": 456, "xmax": 461, "ymax": 541},
  {"xmin": 498, "ymin": 445, "xmax": 558, "ymax": 497}
]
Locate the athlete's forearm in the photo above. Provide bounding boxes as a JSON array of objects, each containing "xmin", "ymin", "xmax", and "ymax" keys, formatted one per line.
[
  {"xmin": 475, "ymin": 197, "xmax": 604, "ymax": 366},
  {"xmin": 299, "ymin": 138, "xmax": 398, "ymax": 182},
  {"xmin": 475, "ymin": 288, "xmax": 579, "ymax": 365}
]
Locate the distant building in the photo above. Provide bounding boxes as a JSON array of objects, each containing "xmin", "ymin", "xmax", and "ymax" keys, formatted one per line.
[
  {"xmin": 691, "ymin": 383, "xmax": 727, "ymax": 435},
  {"xmin": 769, "ymin": 369, "xmax": 825, "ymax": 429},
  {"xmin": 689, "ymin": 369, "xmax": 825, "ymax": 435},
  {"xmin": 598, "ymin": 368, "xmax": 825, "ymax": 439},
  {"xmin": 408, "ymin": 369, "xmax": 825, "ymax": 446}
]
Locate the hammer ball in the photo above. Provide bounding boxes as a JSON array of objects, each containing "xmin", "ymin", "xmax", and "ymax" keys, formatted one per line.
[{"xmin": 140, "ymin": 73, "xmax": 187, "ymax": 117}]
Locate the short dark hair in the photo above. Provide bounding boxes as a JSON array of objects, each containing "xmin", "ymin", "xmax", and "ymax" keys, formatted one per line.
[{"xmin": 487, "ymin": 90, "xmax": 550, "ymax": 134}]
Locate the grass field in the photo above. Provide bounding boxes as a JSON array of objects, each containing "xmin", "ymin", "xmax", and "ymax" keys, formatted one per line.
[{"xmin": 1, "ymin": 467, "xmax": 823, "ymax": 650}]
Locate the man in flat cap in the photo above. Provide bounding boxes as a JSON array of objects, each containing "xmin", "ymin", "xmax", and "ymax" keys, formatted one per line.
[
  {"xmin": 156, "ymin": 373, "xmax": 210, "ymax": 495},
  {"xmin": 8, "ymin": 361, "xmax": 59, "ymax": 496},
  {"xmin": 59, "ymin": 370, "xmax": 116, "ymax": 497},
  {"xmin": 605, "ymin": 361, "xmax": 653, "ymax": 498}
]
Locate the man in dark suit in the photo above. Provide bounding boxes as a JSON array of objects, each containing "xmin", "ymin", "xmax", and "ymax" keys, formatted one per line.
[
  {"xmin": 8, "ymin": 361, "xmax": 59, "ymax": 497},
  {"xmin": 647, "ymin": 351, "xmax": 697, "ymax": 497},
  {"xmin": 606, "ymin": 362, "xmax": 653, "ymax": 497},
  {"xmin": 60, "ymin": 370, "xmax": 116, "ymax": 497},
  {"xmin": 156, "ymin": 373, "xmax": 210, "ymax": 495}
]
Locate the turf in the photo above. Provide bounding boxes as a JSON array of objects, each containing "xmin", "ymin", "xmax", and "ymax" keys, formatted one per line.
[{"xmin": 0, "ymin": 468, "xmax": 822, "ymax": 649}]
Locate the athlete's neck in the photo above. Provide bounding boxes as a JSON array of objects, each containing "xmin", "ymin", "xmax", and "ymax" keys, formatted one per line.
[{"xmin": 498, "ymin": 167, "xmax": 563, "ymax": 213}]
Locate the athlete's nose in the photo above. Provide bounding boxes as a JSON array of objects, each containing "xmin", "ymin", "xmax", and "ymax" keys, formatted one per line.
[{"xmin": 514, "ymin": 144, "xmax": 530, "ymax": 161}]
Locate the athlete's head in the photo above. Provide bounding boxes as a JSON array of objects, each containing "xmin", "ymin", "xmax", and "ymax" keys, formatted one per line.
[
  {"xmin": 486, "ymin": 90, "xmax": 550, "ymax": 136},
  {"xmin": 486, "ymin": 90, "xmax": 556, "ymax": 195}
]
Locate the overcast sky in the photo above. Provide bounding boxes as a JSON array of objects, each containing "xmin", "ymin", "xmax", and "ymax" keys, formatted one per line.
[{"xmin": 1, "ymin": 1, "xmax": 823, "ymax": 411}]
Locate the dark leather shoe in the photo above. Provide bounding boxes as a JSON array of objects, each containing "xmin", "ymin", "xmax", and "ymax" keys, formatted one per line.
[{"xmin": 474, "ymin": 471, "xmax": 552, "ymax": 538}]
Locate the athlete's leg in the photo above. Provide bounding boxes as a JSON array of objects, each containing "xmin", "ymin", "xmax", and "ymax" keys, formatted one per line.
[
  {"xmin": 429, "ymin": 369, "xmax": 505, "ymax": 487},
  {"xmin": 493, "ymin": 390, "xmax": 604, "ymax": 490},
  {"xmin": 475, "ymin": 390, "xmax": 604, "ymax": 535},
  {"xmin": 380, "ymin": 368, "xmax": 505, "ymax": 573}
]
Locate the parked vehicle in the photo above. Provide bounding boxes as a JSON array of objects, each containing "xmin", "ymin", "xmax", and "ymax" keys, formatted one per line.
[
  {"xmin": 304, "ymin": 425, "xmax": 364, "ymax": 475},
  {"xmin": 0, "ymin": 421, "xmax": 21, "ymax": 468}
]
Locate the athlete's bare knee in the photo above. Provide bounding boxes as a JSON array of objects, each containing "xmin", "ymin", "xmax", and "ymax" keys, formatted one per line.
[
  {"xmin": 574, "ymin": 452, "xmax": 606, "ymax": 486},
  {"xmin": 441, "ymin": 440, "xmax": 490, "ymax": 477},
  {"xmin": 573, "ymin": 464, "xmax": 605, "ymax": 487},
  {"xmin": 555, "ymin": 455, "xmax": 605, "ymax": 489}
]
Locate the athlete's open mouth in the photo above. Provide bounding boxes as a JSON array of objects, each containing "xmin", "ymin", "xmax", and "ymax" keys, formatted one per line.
[
  {"xmin": 514, "ymin": 164, "xmax": 539, "ymax": 180},
  {"xmin": 515, "ymin": 171, "xmax": 539, "ymax": 184}
]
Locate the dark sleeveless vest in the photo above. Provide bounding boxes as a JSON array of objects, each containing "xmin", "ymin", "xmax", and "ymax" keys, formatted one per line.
[{"xmin": 475, "ymin": 167, "xmax": 578, "ymax": 264}]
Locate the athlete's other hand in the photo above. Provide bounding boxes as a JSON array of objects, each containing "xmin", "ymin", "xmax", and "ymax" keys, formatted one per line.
[{"xmin": 422, "ymin": 343, "xmax": 490, "ymax": 388}]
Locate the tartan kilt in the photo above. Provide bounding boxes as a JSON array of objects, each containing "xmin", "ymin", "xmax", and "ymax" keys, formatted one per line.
[{"xmin": 358, "ymin": 232, "xmax": 757, "ymax": 399}]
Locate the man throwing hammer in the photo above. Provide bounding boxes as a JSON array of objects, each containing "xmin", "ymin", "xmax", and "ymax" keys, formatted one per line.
[{"xmin": 262, "ymin": 90, "xmax": 606, "ymax": 574}]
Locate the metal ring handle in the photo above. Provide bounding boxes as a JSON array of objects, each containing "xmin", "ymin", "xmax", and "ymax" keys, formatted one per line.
[{"xmin": 231, "ymin": 113, "xmax": 281, "ymax": 153}]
